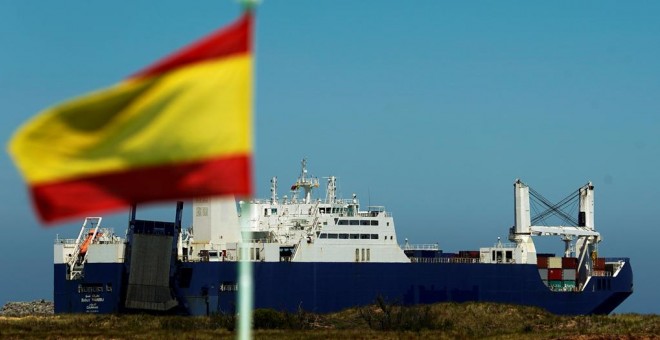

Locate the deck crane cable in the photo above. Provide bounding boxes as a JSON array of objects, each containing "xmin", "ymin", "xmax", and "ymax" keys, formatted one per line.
[
  {"xmin": 529, "ymin": 187, "xmax": 577, "ymax": 222},
  {"xmin": 530, "ymin": 189, "xmax": 578, "ymax": 226},
  {"xmin": 529, "ymin": 187, "xmax": 580, "ymax": 226},
  {"xmin": 530, "ymin": 188, "xmax": 579, "ymax": 226}
]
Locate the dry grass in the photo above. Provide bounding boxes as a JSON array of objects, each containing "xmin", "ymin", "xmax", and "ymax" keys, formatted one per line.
[{"xmin": 0, "ymin": 302, "xmax": 658, "ymax": 339}]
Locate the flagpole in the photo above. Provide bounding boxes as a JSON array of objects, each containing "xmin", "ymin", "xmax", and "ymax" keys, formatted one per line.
[{"xmin": 237, "ymin": 1, "xmax": 257, "ymax": 340}]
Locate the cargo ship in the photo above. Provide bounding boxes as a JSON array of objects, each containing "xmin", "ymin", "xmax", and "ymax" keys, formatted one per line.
[{"xmin": 54, "ymin": 160, "xmax": 632, "ymax": 315}]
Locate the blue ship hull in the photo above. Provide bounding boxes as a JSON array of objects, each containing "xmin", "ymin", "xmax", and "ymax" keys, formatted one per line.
[{"xmin": 54, "ymin": 258, "xmax": 632, "ymax": 315}]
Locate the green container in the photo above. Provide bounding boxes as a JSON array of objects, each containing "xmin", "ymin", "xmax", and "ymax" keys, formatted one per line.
[{"xmin": 548, "ymin": 280, "xmax": 563, "ymax": 288}]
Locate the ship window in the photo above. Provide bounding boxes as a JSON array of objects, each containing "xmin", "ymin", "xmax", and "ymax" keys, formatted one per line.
[
  {"xmin": 272, "ymin": 208, "xmax": 277, "ymax": 214},
  {"xmin": 250, "ymin": 248, "xmax": 255, "ymax": 260},
  {"xmin": 492, "ymin": 251, "xmax": 496, "ymax": 262},
  {"xmin": 360, "ymin": 234, "xmax": 369, "ymax": 239},
  {"xmin": 338, "ymin": 220, "xmax": 349, "ymax": 225},
  {"xmin": 255, "ymin": 248, "xmax": 261, "ymax": 261},
  {"xmin": 324, "ymin": 222, "xmax": 328, "ymax": 225},
  {"xmin": 361, "ymin": 248, "xmax": 365, "ymax": 261},
  {"xmin": 371, "ymin": 234, "xmax": 378, "ymax": 239},
  {"xmin": 506, "ymin": 251, "xmax": 513, "ymax": 263},
  {"xmin": 328, "ymin": 233, "xmax": 338, "ymax": 239},
  {"xmin": 320, "ymin": 233, "xmax": 328, "ymax": 239},
  {"xmin": 355, "ymin": 249, "xmax": 360, "ymax": 262},
  {"xmin": 339, "ymin": 233, "xmax": 349, "ymax": 239},
  {"xmin": 367, "ymin": 248, "xmax": 371, "ymax": 261},
  {"xmin": 350, "ymin": 234, "xmax": 359, "ymax": 239},
  {"xmin": 350, "ymin": 220, "xmax": 359, "ymax": 226},
  {"xmin": 371, "ymin": 220, "xmax": 379, "ymax": 226},
  {"xmin": 360, "ymin": 220, "xmax": 370, "ymax": 226},
  {"xmin": 387, "ymin": 222, "xmax": 390, "ymax": 226}
]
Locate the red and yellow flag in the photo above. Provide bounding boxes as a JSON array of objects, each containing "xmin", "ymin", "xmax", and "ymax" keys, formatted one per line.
[{"xmin": 8, "ymin": 12, "xmax": 253, "ymax": 223}]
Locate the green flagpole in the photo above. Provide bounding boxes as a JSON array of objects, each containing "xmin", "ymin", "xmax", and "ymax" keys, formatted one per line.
[
  {"xmin": 237, "ymin": 1, "xmax": 257, "ymax": 339},
  {"xmin": 237, "ymin": 241, "xmax": 253, "ymax": 340}
]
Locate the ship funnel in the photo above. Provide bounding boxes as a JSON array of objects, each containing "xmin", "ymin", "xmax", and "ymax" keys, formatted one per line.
[{"xmin": 192, "ymin": 196, "xmax": 242, "ymax": 244}]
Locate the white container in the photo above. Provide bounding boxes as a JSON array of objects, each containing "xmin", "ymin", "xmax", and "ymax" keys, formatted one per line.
[
  {"xmin": 563, "ymin": 269, "xmax": 577, "ymax": 281},
  {"xmin": 548, "ymin": 257, "xmax": 562, "ymax": 269}
]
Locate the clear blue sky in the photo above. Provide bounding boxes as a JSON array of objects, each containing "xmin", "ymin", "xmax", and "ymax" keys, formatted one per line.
[{"xmin": 1, "ymin": 1, "xmax": 658, "ymax": 314}]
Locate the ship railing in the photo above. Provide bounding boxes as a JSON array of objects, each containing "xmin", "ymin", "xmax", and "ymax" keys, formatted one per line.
[
  {"xmin": 55, "ymin": 228, "xmax": 122, "ymax": 245},
  {"xmin": 54, "ymin": 237, "xmax": 79, "ymax": 245},
  {"xmin": 357, "ymin": 211, "xmax": 392, "ymax": 217},
  {"xmin": 402, "ymin": 244, "xmax": 440, "ymax": 251},
  {"xmin": 591, "ymin": 270, "xmax": 613, "ymax": 277},
  {"xmin": 492, "ymin": 242, "xmax": 516, "ymax": 248},
  {"xmin": 548, "ymin": 286, "xmax": 580, "ymax": 292},
  {"xmin": 251, "ymin": 197, "xmax": 363, "ymax": 206},
  {"xmin": 441, "ymin": 257, "xmax": 480, "ymax": 264},
  {"xmin": 409, "ymin": 257, "xmax": 480, "ymax": 264}
]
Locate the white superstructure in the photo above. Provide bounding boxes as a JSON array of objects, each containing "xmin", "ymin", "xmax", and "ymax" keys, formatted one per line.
[{"xmin": 181, "ymin": 159, "xmax": 410, "ymax": 263}]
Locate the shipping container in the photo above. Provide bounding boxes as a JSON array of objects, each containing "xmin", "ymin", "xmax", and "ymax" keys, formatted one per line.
[
  {"xmin": 458, "ymin": 250, "xmax": 469, "ymax": 257},
  {"xmin": 538, "ymin": 269, "xmax": 548, "ymax": 280},
  {"xmin": 562, "ymin": 257, "xmax": 578, "ymax": 269},
  {"xmin": 548, "ymin": 268, "xmax": 563, "ymax": 280},
  {"xmin": 537, "ymin": 256, "xmax": 549, "ymax": 268},
  {"xmin": 563, "ymin": 269, "xmax": 577, "ymax": 281},
  {"xmin": 537, "ymin": 253, "xmax": 556, "ymax": 258},
  {"xmin": 548, "ymin": 257, "xmax": 562, "ymax": 269},
  {"xmin": 548, "ymin": 280, "xmax": 563, "ymax": 288},
  {"xmin": 594, "ymin": 258, "xmax": 606, "ymax": 270}
]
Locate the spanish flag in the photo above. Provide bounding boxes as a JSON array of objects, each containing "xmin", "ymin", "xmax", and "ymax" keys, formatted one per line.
[{"xmin": 8, "ymin": 12, "xmax": 253, "ymax": 223}]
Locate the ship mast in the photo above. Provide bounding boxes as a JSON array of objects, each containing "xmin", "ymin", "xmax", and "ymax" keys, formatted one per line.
[
  {"xmin": 270, "ymin": 177, "xmax": 278, "ymax": 204},
  {"xmin": 326, "ymin": 176, "xmax": 337, "ymax": 203},
  {"xmin": 291, "ymin": 158, "xmax": 319, "ymax": 204}
]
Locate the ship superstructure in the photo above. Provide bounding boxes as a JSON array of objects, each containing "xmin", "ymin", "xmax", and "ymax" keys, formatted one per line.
[
  {"xmin": 53, "ymin": 160, "xmax": 633, "ymax": 315},
  {"xmin": 183, "ymin": 159, "xmax": 409, "ymax": 265}
]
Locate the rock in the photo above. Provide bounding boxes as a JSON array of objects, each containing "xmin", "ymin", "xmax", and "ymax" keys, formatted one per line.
[{"xmin": 0, "ymin": 300, "xmax": 54, "ymax": 316}]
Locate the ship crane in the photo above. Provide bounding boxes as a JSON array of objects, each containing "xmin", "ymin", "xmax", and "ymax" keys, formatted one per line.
[{"xmin": 510, "ymin": 180, "xmax": 600, "ymax": 282}]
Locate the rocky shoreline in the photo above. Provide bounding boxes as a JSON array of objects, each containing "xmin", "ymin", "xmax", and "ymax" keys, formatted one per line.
[{"xmin": 1, "ymin": 300, "xmax": 54, "ymax": 317}]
